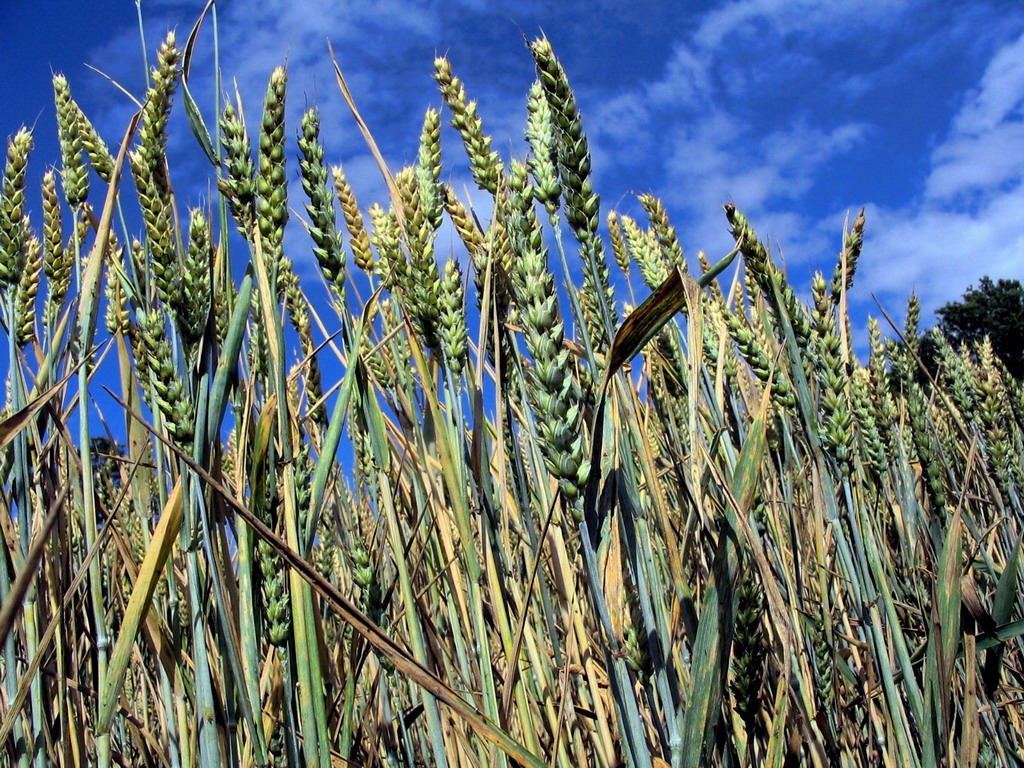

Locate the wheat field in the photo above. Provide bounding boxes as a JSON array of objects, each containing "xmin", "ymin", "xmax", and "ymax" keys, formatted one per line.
[{"xmin": 0, "ymin": 10, "xmax": 1022, "ymax": 768}]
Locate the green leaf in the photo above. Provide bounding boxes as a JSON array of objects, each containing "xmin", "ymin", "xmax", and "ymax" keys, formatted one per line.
[
  {"xmin": 181, "ymin": 0, "xmax": 219, "ymax": 167},
  {"xmin": 584, "ymin": 250, "xmax": 737, "ymax": 535},
  {"xmin": 607, "ymin": 268, "xmax": 686, "ymax": 377},
  {"xmin": 924, "ymin": 511, "xmax": 963, "ymax": 764},
  {"xmin": 680, "ymin": 535, "xmax": 737, "ymax": 768},
  {"xmin": 983, "ymin": 536, "xmax": 1022, "ymax": 692}
]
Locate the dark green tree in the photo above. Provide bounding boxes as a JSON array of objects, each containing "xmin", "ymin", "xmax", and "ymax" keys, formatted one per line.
[{"xmin": 936, "ymin": 276, "xmax": 1024, "ymax": 378}]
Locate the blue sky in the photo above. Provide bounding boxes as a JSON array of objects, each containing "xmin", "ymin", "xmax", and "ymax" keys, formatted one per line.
[{"xmin": 3, "ymin": 0, "xmax": 1024, "ymax": 333}]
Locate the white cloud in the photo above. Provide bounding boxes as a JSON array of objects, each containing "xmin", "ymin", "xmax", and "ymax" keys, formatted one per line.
[
  {"xmin": 925, "ymin": 121, "xmax": 1024, "ymax": 203},
  {"xmin": 952, "ymin": 31, "xmax": 1024, "ymax": 135},
  {"xmin": 861, "ymin": 28, "xmax": 1024, "ymax": 317},
  {"xmin": 581, "ymin": 0, "xmax": 1024, "ymax": 331},
  {"xmin": 693, "ymin": 0, "xmax": 915, "ymax": 50},
  {"xmin": 923, "ymin": 32, "xmax": 1024, "ymax": 204},
  {"xmin": 588, "ymin": 0, "xmax": 908, "ymax": 271},
  {"xmin": 646, "ymin": 45, "xmax": 712, "ymax": 110},
  {"xmin": 863, "ymin": 189, "xmax": 1024, "ymax": 308}
]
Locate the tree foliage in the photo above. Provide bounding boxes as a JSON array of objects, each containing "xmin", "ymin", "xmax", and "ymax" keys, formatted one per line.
[{"xmin": 936, "ymin": 275, "xmax": 1024, "ymax": 377}]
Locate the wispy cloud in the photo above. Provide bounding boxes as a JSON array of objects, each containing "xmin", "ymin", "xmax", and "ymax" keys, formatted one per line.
[
  {"xmin": 862, "ymin": 28, "xmax": 1024, "ymax": 316},
  {"xmin": 587, "ymin": 0, "xmax": 921, "ymax": 264},
  {"xmin": 924, "ymin": 31, "xmax": 1024, "ymax": 203},
  {"xmin": 581, "ymin": 0, "xmax": 1024, "ymax": 323},
  {"xmin": 43, "ymin": 0, "xmax": 1024, "ymax": 320}
]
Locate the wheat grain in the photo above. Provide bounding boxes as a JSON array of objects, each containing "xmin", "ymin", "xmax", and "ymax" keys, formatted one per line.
[
  {"xmin": 0, "ymin": 128, "xmax": 33, "ymax": 291},
  {"xmin": 53, "ymin": 75, "xmax": 88, "ymax": 206},
  {"xmin": 508, "ymin": 160, "xmax": 588, "ymax": 509},
  {"xmin": 434, "ymin": 57, "xmax": 502, "ymax": 195},
  {"xmin": 333, "ymin": 165, "xmax": 374, "ymax": 274},
  {"xmin": 256, "ymin": 66, "xmax": 288, "ymax": 284},
  {"xmin": 298, "ymin": 108, "xmax": 344, "ymax": 297}
]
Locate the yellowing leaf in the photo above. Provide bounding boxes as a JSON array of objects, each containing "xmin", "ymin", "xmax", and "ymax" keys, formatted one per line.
[{"xmin": 97, "ymin": 481, "xmax": 184, "ymax": 734}]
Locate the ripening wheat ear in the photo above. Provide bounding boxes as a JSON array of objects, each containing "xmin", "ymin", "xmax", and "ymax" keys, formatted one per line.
[
  {"xmin": 75, "ymin": 103, "xmax": 114, "ymax": 183},
  {"xmin": 0, "ymin": 127, "xmax": 33, "ymax": 289},
  {"xmin": 129, "ymin": 34, "xmax": 183, "ymax": 311},
  {"xmin": 975, "ymin": 338, "xmax": 1017, "ymax": 495},
  {"xmin": 811, "ymin": 272, "xmax": 854, "ymax": 475},
  {"xmin": 620, "ymin": 213, "xmax": 668, "ymax": 290},
  {"xmin": 607, "ymin": 211, "xmax": 629, "ymax": 274},
  {"xmin": 638, "ymin": 194, "xmax": 684, "ymax": 273},
  {"xmin": 254, "ymin": 480, "xmax": 292, "ymax": 647},
  {"xmin": 830, "ymin": 208, "xmax": 865, "ymax": 306},
  {"xmin": 850, "ymin": 366, "xmax": 889, "ymax": 480},
  {"xmin": 730, "ymin": 572, "xmax": 767, "ymax": 727},
  {"xmin": 283, "ymin": 277, "xmax": 327, "ymax": 427},
  {"xmin": 256, "ymin": 66, "xmax": 288, "ymax": 286},
  {"xmin": 369, "ymin": 202, "xmax": 404, "ymax": 289},
  {"xmin": 139, "ymin": 309, "xmax": 193, "ymax": 445},
  {"xmin": 438, "ymin": 258, "xmax": 469, "ymax": 376},
  {"xmin": 130, "ymin": 143, "xmax": 176, "ymax": 305},
  {"xmin": 16, "ymin": 228, "xmax": 43, "ymax": 346},
  {"xmin": 525, "ymin": 80, "xmax": 560, "ymax": 217},
  {"xmin": 723, "ymin": 303, "xmax": 796, "ymax": 409},
  {"xmin": 416, "ymin": 107, "xmax": 444, "ymax": 231},
  {"xmin": 42, "ymin": 188, "xmax": 69, "ymax": 336},
  {"xmin": 174, "ymin": 209, "xmax": 213, "ymax": 355},
  {"xmin": 529, "ymin": 35, "xmax": 618, "ymax": 348},
  {"xmin": 393, "ymin": 166, "xmax": 443, "ymax": 354},
  {"xmin": 298, "ymin": 108, "xmax": 344, "ymax": 298},
  {"xmin": 333, "ymin": 165, "xmax": 374, "ymax": 275},
  {"xmin": 932, "ymin": 329, "xmax": 978, "ymax": 421},
  {"xmin": 219, "ymin": 101, "xmax": 257, "ymax": 234},
  {"xmin": 507, "ymin": 159, "xmax": 588, "ymax": 511},
  {"xmin": 434, "ymin": 56, "xmax": 502, "ymax": 195},
  {"xmin": 137, "ymin": 32, "xmax": 182, "ymax": 173},
  {"xmin": 442, "ymin": 184, "xmax": 492, "ymax": 313},
  {"xmin": 41, "ymin": 169, "xmax": 65, "ymax": 283},
  {"xmin": 53, "ymin": 75, "xmax": 88, "ymax": 207},
  {"xmin": 724, "ymin": 203, "xmax": 812, "ymax": 350}
]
